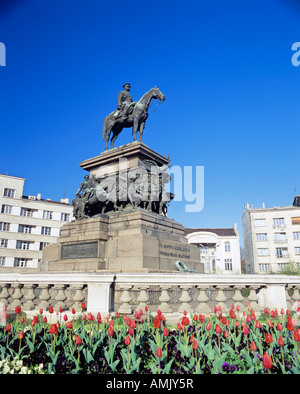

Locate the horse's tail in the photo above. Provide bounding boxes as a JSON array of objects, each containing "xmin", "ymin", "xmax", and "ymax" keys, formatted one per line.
[{"xmin": 102, "ymin": 117, "xmax": 107, "ymax": 142}]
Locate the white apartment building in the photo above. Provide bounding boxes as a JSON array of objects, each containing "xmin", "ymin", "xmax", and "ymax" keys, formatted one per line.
[
  {"xmin": 0, "ymin": 174, "xmax": 73, "ymax": 270},
  {"xmin": 185, "ymin": 225, "xmax": 241, "ymax": 274},
  {"xmin": 242, "ymin": 196, "xmax": 300, "ymax": 274}
]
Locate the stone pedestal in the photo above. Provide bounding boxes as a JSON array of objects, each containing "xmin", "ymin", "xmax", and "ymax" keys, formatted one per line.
[
  {"xmin": 40, "ymin": 142, "xmax": 204, "ymax": 274},
  {"xmin": 41, "ymin": 209, "xmax": 203, "ymax": 273}
]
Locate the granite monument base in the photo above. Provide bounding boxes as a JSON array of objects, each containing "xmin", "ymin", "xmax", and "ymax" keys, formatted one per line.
[{"xmin": 40, "ymin": 209, "xmax": 203, "ymax": 273}]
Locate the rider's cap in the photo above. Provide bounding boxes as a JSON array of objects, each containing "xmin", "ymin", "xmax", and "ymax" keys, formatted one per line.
[{"xmin": 123, "ymin": 83, "xmax": 131, "ymax": 88}]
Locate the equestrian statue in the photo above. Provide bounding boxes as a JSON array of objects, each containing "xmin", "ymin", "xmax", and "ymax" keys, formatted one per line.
[{"xmin": 102, "ymin": 83, "xmax": 165, "ymax": 150}]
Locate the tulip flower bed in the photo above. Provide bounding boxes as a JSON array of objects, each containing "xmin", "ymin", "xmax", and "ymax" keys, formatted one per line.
[{"xmin": 1, "ymin": 303, "xmax": 300, "ymax": 374}]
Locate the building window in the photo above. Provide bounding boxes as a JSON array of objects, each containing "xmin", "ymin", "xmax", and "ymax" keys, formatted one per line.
[
  {"xmin": 1, "ymin": 205, "xmax": 12, "ymax": 214},
  {"xmin": 18, "ymin": 224, "xmax": 34, "ymax": 234},
  {"xmin": 0, "ymin": 239, "xmax": 8, "ymax": 248},
  {"xmin": 293, "ymin": 232, "xmax": 300, "ymax": 240},
  {"xmin": 14, "ymin": 258, "xmax": 30, "ymax": 268},
  {"xmin": 0, "ymin": 256, "xmax": 6, "ymax": 266},
  {"xmin": 224, "ymin": 242, "xmax": 231, "ymax": 252},
  {"xmin": 295, "ymin": 247, "xmax": 300, "ymax": 255},
  {"xmin": 255, "ymin": 218, "xmax": 266, "ymax": 227},
  {"xmin": 259, "ymin": 263, "xmax": 270, "ymax": 272},
  {"xmin": 273, "ymin": 218, "xmax": 285, "ymax": 228},
  {"xmin": 39, "ymin": 242, "xmax": 49, "ymax": 250},
  {"xmin": 276, "ymin": 247, "xmax": 289, "ymax": 258},
  {"xmin": 256, "ymin": 233, "xmax": 268, "ymax": 241},
  {"xmin": 3, "ymin": 188, "xmax": 16, "ymax": 198},
  {"xmin": 224, "ymin": 258, "xmax": 233, "ymax": 271},
  {"xmin": 292, "ymin": 217, "xmax": 300, "ymax": 225},
  {"xmin": 43, "ymin": 211, "xmax": 53, "ymax": 220},
  {"xmin": 16, "ymin": 240, "xmax": 32, "ymax": 250},
  {"xmin": 41, "ymin": 226, "xmax": 51, "ymax": 235},
  {"xmin": 20, "ymin": 208, "xmax": 36, "ymax": 217},
  {"xmin": 61, "ymin": 213, "xmax": 70, "ymax": 222},
  {"xmin": 0, "ymin": 222, "xmax": 10, "ymax": 232},
  {"xmin": 257, "ymin": 248, "xmax": 269, "ymax": 256},
  {"xmin": 274, "ymin": 232, "xmax": 287, "ymax": 243}
]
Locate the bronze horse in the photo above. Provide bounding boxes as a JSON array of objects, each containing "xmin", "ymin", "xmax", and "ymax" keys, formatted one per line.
[{"xmin": 102, "ymin": 86, "xmax": 165, "ymax": 150}]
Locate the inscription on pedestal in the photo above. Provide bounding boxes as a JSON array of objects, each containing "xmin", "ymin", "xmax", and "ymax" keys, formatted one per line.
[
  {"xmin": 61, "ymin": 242, "xmax": 98, "ymax": 260},
  {"xmin": 159, "ymin": 240, "xmax": 190, "ymax": 260}
]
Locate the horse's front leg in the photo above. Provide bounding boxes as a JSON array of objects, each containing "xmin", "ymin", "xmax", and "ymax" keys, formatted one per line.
[
  {"xmin": 139, "ymin": 121, "xmax": 145, "ymax": 143},
  {"xmin": 105, "ymin": 130, "xmax": 111, "ymax": 151},
  {"xmin": 133, "ymin": 116, "xmax": 140, "ymax": 141}
]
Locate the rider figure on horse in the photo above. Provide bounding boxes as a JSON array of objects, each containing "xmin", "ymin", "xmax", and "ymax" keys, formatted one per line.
[{"xmin": 114, "ymin": 83, "xmax": 135, "ymax": 120}]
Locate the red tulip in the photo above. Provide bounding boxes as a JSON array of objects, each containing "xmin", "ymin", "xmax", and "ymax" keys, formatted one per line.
[
  {"xmin": 49, "ymin": 324, "xmax": 58, "ymax": 334},
  {"xmin": 33, "ymin": 315, "xmax": 38, "ymax": 323},
  {"xmin": 108, "ymin": 326, "xmax": 114, "ymax": 337},
  {"xmin": 268, "ymin": 320, "xmax": 273, "ymax": 328},
  {"xmin": 278, "ymin": 336, "xmax": 285, "ymax": 346},
  {"xmin": 72, "ymin": 308, "xmax": 76, "ymax": 315},
  {"xmin": 280, "ymin": 308, "xmax": 285, "ymax": 315},
  {"xmin": 154, "ymin": 317, "xmax": 161, "ymax": 329},
  {"xmin": 15, "ymin": 306, "xmax": 21, "ymax": 314},
  {"xmin": 286, "ymin": 321, "xmax": 294, "ymax": 331},
  {"xmin": 66, "ymin": 321, "xmax": 73, "ymax": 330},
  {"xmin": 265, "ymin": 333, "xmax": 273, "ymax": 344},
  {"xmin": 145, "ymin": 305, "xmax": 148, "ymax": 312},
  {"xmin": 250, "ymin": 341, "xmax": 257, "ymax": 351},
  {"xmin": 246, "ymin": 315, "xmax": 251, "ymax": 323},
  {"xmin": 236, "ymin": 305, "xmax": 240, "ymax": 311},
  {"xmin": 48, "ymin": 306, "xmax": 53, "ymax": 314},
  {"xmin": 59, "ymin": 306, "xmax": 63, "ymax": 313},
  {"xmin": 82, "ymin": 313, "xmax": 87, "ymax": 321},
  {"xmin": 276, "ymin": 323, "xmax": 283, "ymax": 331},
  {"xmin": 190, "ymin": 334, "xmax": 195, "ymax": 343},
  {"xmin": 128, "ymin": 327, "xmax": 134, "ymax": 336},
  {"xmin": 229, "ymin": 309, "xmax": 236, "ymax": 319},
  {"xmin": 124, "ymin": 335, "xmax": 131, "ymax": 346},
  {"xmin": 294, "ymin": 329, "xmax": 300, "ymax": 342},
  {"xmin": 206, "ymin": 322, "xmax": 212, "ymax": 331},
  {"xmin": 63, "ymin": 314, "xmax": 68, "ymax": 321},
  {"xmin": 115, "ymin": 311, "xmax": 119, "ymax": 318},
  {"xmin": 18, "ymin": 331, "xmax": 24, "ymax": 340},
  {"xmin": 20, "ymin": 317, "xmax": 25, "ymax": 324},
  {"xmin": 177, "ymin": 322, "xmax": 183, "ymax": 330},
  {"xmin": 6, "ymin": 323, "xmax": 11, "ymax": 332},
  {"xmin": 156, "ymin": 347, "xmax": 162, "ymax": 358},
  {"xmin": 81, "ymin": 302, "xmax": 86, "ymax": 310},
  {"xmin": 192, "ymin": 340, "xmax": 199, "ymax": 350},
  {"xmin": 130, "ymin": 320, "xmax": 136, "ymax": 329},
  {"xmin": 39, "ymin": 308, "xmax": 43, "ymax": 315},
  {"xmin": 224, "ymin": 330, "xmax": 229, "ymax": 339},
  {"xmin": 181, "ymin": 316, "xmax": 190, "ymax": 326},
  {"xmin": 76, "ymin": 336, "xmax": 82, "ymax": 345},
  {"xmin": 215, "ymin": 324, "xmax": 222, "ymax": 334},
  {"xmin": 242, "ymin": 325, "xmax": 250, "ymax": 335},
  {"xmin": 43, "ymin": 316, "xmax": 47, "ymax": 323},
  {"xmin": 256, "ymin": 320, "xmax": 262, "ymax": 329},
  {"xmin": 263, "ymin": 352, "xmax": 273, "ymax": 369},
  {"xmin": 163, "ymin": 327, "xmax": 169, "ymax": 337}
]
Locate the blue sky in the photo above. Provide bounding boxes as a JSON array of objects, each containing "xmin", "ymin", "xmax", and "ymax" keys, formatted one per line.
[{"xmin": 0, "ymin": 0, "xmax": 299, "ymax": 245}]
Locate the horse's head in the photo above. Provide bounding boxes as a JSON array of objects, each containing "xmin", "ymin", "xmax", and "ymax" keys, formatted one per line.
[{"xmin": 151, "ymin": 86, "xmax": 166, "ymax": 102}]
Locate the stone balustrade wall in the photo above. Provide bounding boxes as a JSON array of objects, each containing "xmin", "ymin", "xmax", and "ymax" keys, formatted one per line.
[{"xmin": 0, "ymin": 273, "xmax": 300, "ymax": 320}]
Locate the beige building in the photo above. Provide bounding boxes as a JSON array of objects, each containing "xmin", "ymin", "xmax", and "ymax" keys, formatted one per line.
[
  {"xmin": 185, "ymin": 225, "xmax": 241, "ymax": 274},
  {"xmin": 242, "ymin": 196, "xmax": 300, "ymax": 274},
  {"xmin": 0, "ymin": 174, "xmax": 73, "ymax": 270}
]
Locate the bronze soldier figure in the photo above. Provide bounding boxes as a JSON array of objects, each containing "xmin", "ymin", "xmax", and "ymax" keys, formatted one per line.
[{"xmin": 114, "ymin": 83, "xmax": 135, "ymax": 120}]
